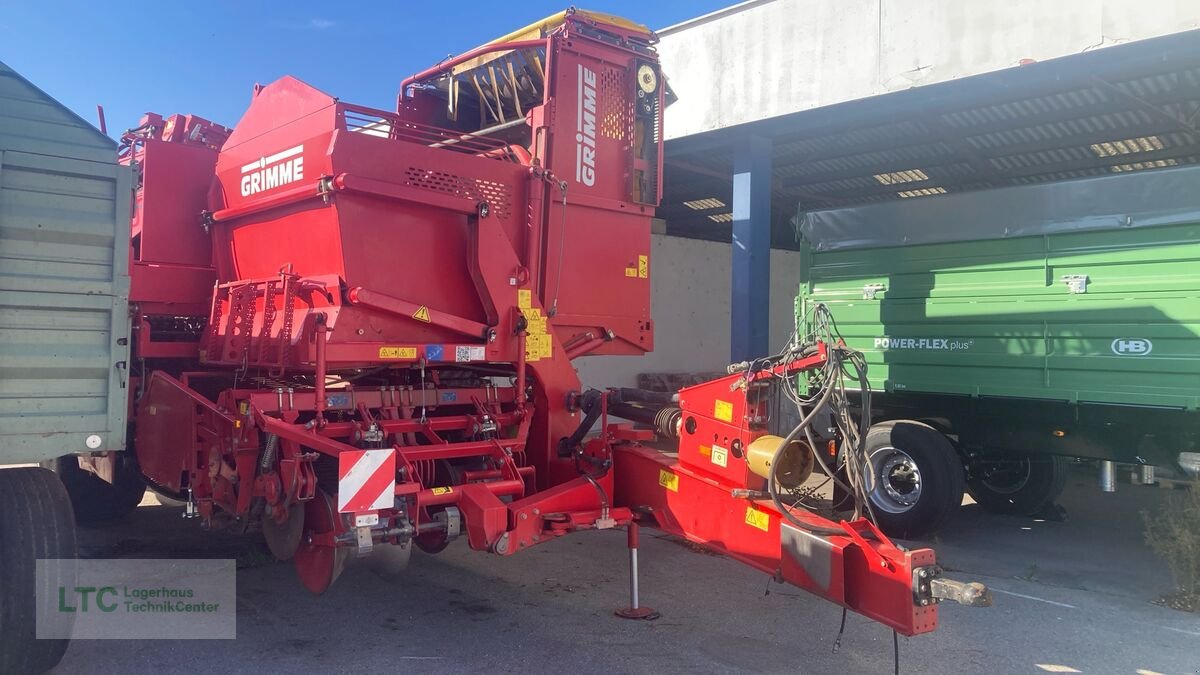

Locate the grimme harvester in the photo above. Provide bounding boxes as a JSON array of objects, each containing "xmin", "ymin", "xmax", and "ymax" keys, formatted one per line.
[{"xmin": 110, "ymin": 8, "xmax": 985, "ymax": 642}]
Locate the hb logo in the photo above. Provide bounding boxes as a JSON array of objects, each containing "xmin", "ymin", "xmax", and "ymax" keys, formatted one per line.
[{"xmin": 1111, "ymin": 338, "xmax": 1152, "ymax": 356}]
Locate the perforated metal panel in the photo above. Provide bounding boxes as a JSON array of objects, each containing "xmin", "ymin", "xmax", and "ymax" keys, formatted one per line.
[
  {"xmin": 403, "ymin": 166, "xmax": 514, "ymax": 219},
  {"xmin": 599, "ymin": 67, "xmax": 633, "ymax": 141}
]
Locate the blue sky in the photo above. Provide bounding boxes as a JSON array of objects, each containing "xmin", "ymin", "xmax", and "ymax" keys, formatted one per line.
[{"xmin": 1, "ymin": 1, "xmax": 728, "ymax": 138}]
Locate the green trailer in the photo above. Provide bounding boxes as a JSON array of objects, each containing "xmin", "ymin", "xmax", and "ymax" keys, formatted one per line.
[
  {"xmin": 0, "ymin": 61, "xmax": 135, "ymax": 674},
  {"xmin": 796, "ymin": 165, "xmax": 1200, "ymax": 534}
]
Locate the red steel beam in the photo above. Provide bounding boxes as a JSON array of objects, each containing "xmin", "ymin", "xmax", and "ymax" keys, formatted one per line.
[
  {"xmin": 613, "ymin": 443, "xmax": 940, "ymax": 637},
  {"xmin": 242, "ymin": 387, "xmax": 515, "ymax": 412},
  {"xmin": 347, "ymin": 286, "xmax": 491, "ymax": 340}
]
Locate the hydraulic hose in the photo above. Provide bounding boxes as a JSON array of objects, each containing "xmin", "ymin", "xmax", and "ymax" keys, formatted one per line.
[
  {"xmin": 558, "ymin": 389, "xmax": 604, "ymax": 457},
  {"xmin": 767, "ymin": 376, "xmax": 846, "ymax": 537}
]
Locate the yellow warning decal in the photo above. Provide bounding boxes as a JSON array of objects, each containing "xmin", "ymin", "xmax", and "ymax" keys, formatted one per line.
[
  {"xmin": 379, "ymin": 346, "xmax": 418, "ymax": 359},
  {"xmin": 638, "ymin": 254, "xmax": 649, "ymax": 279},
  {"xmin": 525, "ymin": 333, "xmax": 553, "ymax": 362},
  {"xmin": 658, "ymin": 469, "xmax": 679, "ymax": 492},
  {"xmin": 624, "ymin": 267, "xmax": 638, "ymax": 277},
  {"xmin": 698, "ymin": 445, "xmax": 712, "ymax": 457},
  {"xmin": 412, "ymin": 306, "xmax": 431, "ymax": 323},
  {"xmin": 745, "ymin": 506, "xmax": 770, "ymax": 532},
  {"xmin": 520, "ymin": 291, "xmax": 551, "ymax": 362},
  {"xmin": 714, "ymin": 399, "xmax": 733, "ymax": 423},
  {"xmin": 431, "ymin": 486, "xmax": 453, "ymax": 496}
]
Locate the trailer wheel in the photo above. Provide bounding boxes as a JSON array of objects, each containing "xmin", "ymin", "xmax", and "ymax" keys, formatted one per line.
[
  {"xmin": 0, "ymin": 467, "xmax": 77, "ymax": 675},
  {"xmin": 966, "ymin": 453, "xmax": 1068, "ymax": 516},
  {"xmin": 42, "ymin": 455, "xmax": 146, "ymax": 524},
  {"xmin": 862, "ymin": 420, "xmax": 965, "ymax": 538}
]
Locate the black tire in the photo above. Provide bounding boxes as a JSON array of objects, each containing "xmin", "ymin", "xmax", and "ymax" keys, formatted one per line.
[
  {"xmin": 862, "ymin": 420, "xmax": 965, "ymax": 539},
  {"xmin": 0, "ymin": 467, "xmax": 77, "ymax": 675},
  {"xmin": 41, "ymin": 455, "xmax": 146, "ymax": 523},
  {"xmin": 966, "ymin": 453, "xmax": 1068, "ymax": 516}
]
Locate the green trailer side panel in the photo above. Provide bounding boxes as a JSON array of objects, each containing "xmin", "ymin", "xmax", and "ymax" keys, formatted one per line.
[
  {"xmin": 0, "ymin": 61, "xmax": 132, "ymax": 463},
  {"xmin": 799, "ymin": 221, "xmax": 1200, "ymax": 410}
]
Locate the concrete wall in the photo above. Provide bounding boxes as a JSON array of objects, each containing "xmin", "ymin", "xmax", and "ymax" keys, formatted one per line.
[
  {"xmin": 658, "ymin": 0, "xmax": 1200, "ymax": 140},
  {"xmin": 573, "ymin": 234, "xmax": 800, "ymax": 390}
]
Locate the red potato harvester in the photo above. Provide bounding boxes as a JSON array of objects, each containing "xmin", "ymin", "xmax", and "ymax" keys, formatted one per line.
[{"xmin": 117, "ymin": 7, "xmax": 988, "ymax": 653}]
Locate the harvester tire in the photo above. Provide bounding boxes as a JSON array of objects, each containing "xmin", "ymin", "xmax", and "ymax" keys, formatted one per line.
[
  {"xmin": 42, "ymin": 455, "xmax": 146, "ymax": 524},
  {"xmin": 966, "ymin": 453, "xmax": 1068, "ymax": 517},
  {"xmin": 862, "ymin": 420, "xmax": 965, "ymax": 539},
  {"xmin": 0, "ymin": 467, "xmax": 77, "ymax": 675}
]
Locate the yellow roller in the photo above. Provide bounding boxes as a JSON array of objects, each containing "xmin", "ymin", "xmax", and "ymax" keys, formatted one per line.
[{"xmin": 746, "ymin": 435, "xmax": 815, "ymax": 489}]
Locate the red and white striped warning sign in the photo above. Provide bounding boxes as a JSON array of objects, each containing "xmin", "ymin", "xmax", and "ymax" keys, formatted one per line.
[{"xmin": 337, "ymin": 448, "xmax": 396, "ymax": 513}]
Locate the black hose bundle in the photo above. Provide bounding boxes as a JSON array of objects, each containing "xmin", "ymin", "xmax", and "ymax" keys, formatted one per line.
[{"xmin": 743, "ymin": 303, "xmax": 874, "ymax": 535}]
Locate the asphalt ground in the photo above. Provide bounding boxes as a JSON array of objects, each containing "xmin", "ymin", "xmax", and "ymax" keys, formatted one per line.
[{"xmin": 47, "ymin": 465, "xmax": 1200, "ymax": 674}]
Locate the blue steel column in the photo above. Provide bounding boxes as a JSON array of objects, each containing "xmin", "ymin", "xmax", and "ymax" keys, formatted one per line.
[{"xmin": 730, "ymin": 135, "xmax": 772, "ymax": 362}]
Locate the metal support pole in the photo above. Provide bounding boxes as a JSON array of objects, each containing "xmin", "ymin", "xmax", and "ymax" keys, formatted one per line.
[
  {"xmin": 629, "ymin": 543, "xmax": 639, "ymax": 608},
  {"xmin": 615, "ymin": 521, "xmax": 659, "ymax": 620},
  {"xmin": 314, "ymin": 317, "xmax": 328, "ymax": 427},
  {"xmin": 1138, "ymin": 464, "xmax": 1156, "ymax": 486},
  {"xmin": 1099, "ymin": 460, "xmax": 1116, "ymax": 492},
  {"xmin": 731, "ymin": 135, "xmax": 772, "ymax": 362}
]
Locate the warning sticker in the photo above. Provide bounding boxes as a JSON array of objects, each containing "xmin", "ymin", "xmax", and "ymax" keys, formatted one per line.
[
  {"xmin": 698, "ymin": 445, "xmax": 712, "ymax": 457},
  {"xmin": 378, "ymin": 346, "xmax": 417, "ymax": 359},
  {"xmin": 714, "ymin": 399, "xmax": 733, "ymax": 423},
  {"xmin": 518, "ymin": 289, "xmax": 532, "ymax": 309},
  {"xmin": 625, "ymin": 267, "xmax": 638, "ymax": 277},
  {"xmin": 412, "ymin": 306, "xmax": 431, "ymax": 323},
  {"xmin": 469, "ymin": 345, "xmax": 486, "ymax": 361},
  {"xmin": 638, "ymin": 254, "xmax": 649, "ymax": 279},
  {"xmin": 711, "ymin": 444, "xmax": 729, "ymax": 468},
  {"xmin": 744, "ymin": 506, "xmax": 770, "ymax": 532},
  {"xmin": 425, "ymin": 344, "xmax": 445, "ymax": 361},
  {"xmin": 658, "ymin": 469, "xmax": 679, "ymax": 492},
  {"xmin": 521, "ymin": 308, "xmax": 547, "ymax": 334},
  {"xmin": 525, "ymin": 333, "xmax": 553, "ymax": 361},
  {"xmin": 430, "ymin": 486, "xmax": 453, "ymax": 496}
]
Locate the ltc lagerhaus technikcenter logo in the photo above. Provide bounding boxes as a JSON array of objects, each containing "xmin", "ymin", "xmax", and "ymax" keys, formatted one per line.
[
  {"xmin": 37, "ymin": 559, "xmax": 236, "ymax": 639},
  {"xmin": 57, "ymin": 583, "xmax": 221, "ymax": 614}
]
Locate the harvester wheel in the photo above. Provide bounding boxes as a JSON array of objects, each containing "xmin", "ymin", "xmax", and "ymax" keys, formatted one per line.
[
  {"xmin": 414, "ymin": 532, "xmax": 450, "ymax": 555},
  {"xmin": 41, "ymin": 455, "xmax": 145, "ymax": 523},
  {"xmin": 966, "ymin": 453, "xmax": 1068, "ymax": 517},
  {"xmin": 262, "ymin": 501, "xmax": 305, "ymax": 561},
  {"xmin": 0, "ymin": 467, "xmax": 77, "ymax": 675},
  {"xmin": 862, "ymin": 420, "xmax": 965, "ymax": 538},
  {"xmin": 293, "ymin": 490, "xmax": 347, "ymax": 594}
]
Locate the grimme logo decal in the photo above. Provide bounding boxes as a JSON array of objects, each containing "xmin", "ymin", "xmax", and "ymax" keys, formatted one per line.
[
  {"xmin": 575, "ymin": 64, "xmax": 597, "ymax": 187},
  {"xmin": 240, "ymin": 144, "xmax": 304, "ymax": 197},
  {"xmin": 1111, "ymin": 338, "xmax": 1153, "ymax": 356}
]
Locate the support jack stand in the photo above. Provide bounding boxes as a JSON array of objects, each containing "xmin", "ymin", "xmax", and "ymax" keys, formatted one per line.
[{"xmin": 615, "ymin": 521, "xmax": 660, "ymax": 620}]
